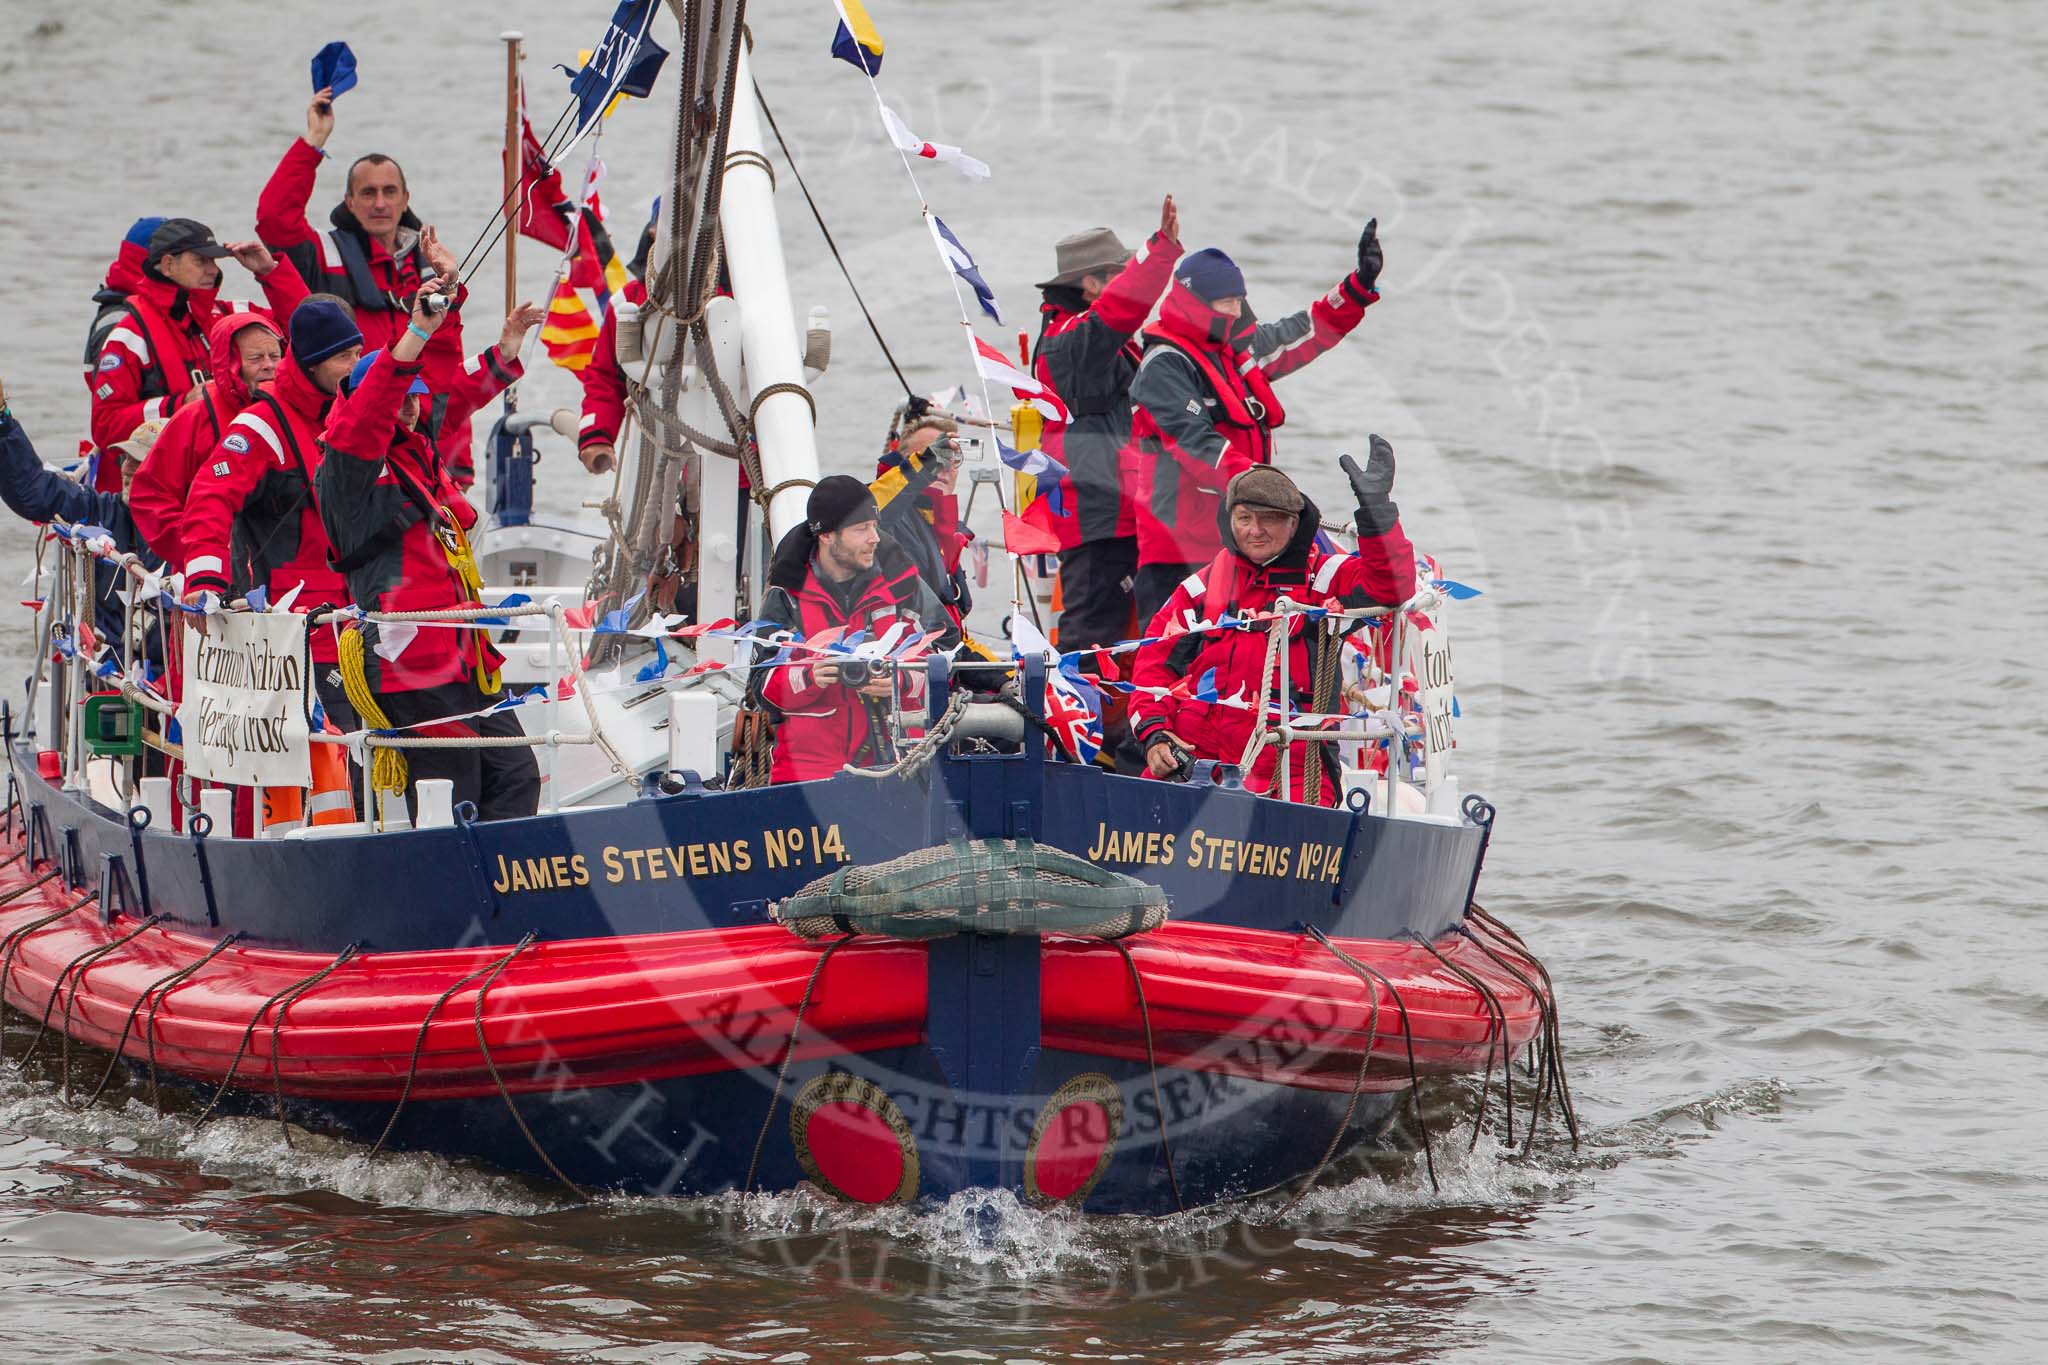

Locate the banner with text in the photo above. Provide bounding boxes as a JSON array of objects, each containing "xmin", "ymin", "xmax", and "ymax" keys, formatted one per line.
[{"xmin": 178, "ymin": 612, "xmax": 312, "ymax": 787}]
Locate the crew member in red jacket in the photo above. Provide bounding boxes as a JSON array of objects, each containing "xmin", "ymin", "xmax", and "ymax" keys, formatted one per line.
[
  {"xmin": 1128, "ymin": 446, "xmax": 1415, "ymax": 806},
  {"xmin": 255, "ymin": 86, "xmax": 477, "ymax": 483},
  {"xmin": 573, "ymin": 275, "xmax": 647, "ymax": 474},
  {"xmin": 752, "ymin": 476, "xmax": 953, "ymax": 784},
  {"xmin": 128, "ymin": 308, "xmax": 286, "ymax": 568},
  {"xmin": 1125, "ymin": 221, "xmax": 1385, "ymax": 621},
  {"xmin": 1032, "ymin": 197, "xmax": 1182, "ymax": 649},
  {"xmin": 87, "ymin": 219, "xmax": 305, "ymax": 492},
  {"xmin": 180, "ymin": 296, "xmax": 364, "ymax": 726},
  {"xmin": 315, "ymin": 283, "xmax": 545, "ymax": 822}
]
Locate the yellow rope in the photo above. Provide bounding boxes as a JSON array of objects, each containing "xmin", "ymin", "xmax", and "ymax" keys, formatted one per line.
[{"xmin": 337, "ymin": 625, "xmax": 409, "ymax": 802}]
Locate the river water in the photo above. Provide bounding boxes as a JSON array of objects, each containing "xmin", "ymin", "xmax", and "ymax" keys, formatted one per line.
[{"xmin": 1, "ymin": 0, "xmax": 2043, "ymax": 1360}]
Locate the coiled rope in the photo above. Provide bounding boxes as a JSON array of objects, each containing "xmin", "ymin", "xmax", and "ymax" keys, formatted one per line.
[{"xmin": 338, "ymin": 626, "xmax": 410, "ymax": 810}]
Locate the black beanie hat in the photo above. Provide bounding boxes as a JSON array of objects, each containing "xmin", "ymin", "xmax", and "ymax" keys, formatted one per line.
[
  {"xmin": 289, "ymin": 297, "xmax": 364, "ymax": 368},
  {"xmin": 807, "ymin": 474, "xmax": 879, "ymax": 534}
]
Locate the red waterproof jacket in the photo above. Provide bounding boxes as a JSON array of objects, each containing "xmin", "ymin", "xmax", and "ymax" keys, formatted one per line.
[
  {"xmin": 179, "ymin": 357, "xmax": 348, "ymax": 663},
  {"xmin": 577, "ymin": 277, "xmax": 647, "ymax": 458},
  {"xmin": 754, "ymin": 529, "xmax": 935, "ymax": 784},
  {"xmin": 86, "ymin": 246, "xmax": 297, "ymax": 493},
  {"xmin": 1031, "ymin": 231, "xmax": 1181, "ymax": 548},
  {"xmin": 1128, "ymin": 497, "xmax": 1414, "ymax": 805},
  {"xmin": 315, "ymin": 347, "xmax": 520, "ymax": 693},
  {"xmin": 255, "ymin": 138, "xmax": 477, "ymax": 483},
  {"xmin": 1125, "ymin": 270, "xmax": 1377, "ymax": 568},
  {"xmin": 129, "ymin": 309, "xmax": 290, "ymax": 568}
]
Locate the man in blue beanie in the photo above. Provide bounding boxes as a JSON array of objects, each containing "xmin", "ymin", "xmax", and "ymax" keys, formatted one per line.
[{"xmin": 1124, "ymin": 220, "xmax": 1387, "ymax": 620}]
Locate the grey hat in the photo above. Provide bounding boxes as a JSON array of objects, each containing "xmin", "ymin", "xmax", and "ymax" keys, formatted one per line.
[
  {"xmin": 1036, "ymin": 227, "xmax": 1132, "ymax": 289},
  {"xmin": 1225, "ymin": 465, "xmax": 1304, "ymax": 517}
]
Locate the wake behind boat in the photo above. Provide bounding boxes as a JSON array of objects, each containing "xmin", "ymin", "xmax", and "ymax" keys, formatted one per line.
[{"xmin": 0, "ymin": 0, "xmax": 1575, "ymax": 1215}]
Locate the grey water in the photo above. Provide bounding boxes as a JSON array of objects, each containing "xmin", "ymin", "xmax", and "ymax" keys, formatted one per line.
[{"xmin": 0, "ymin": 0, "xmax": 2043, "ymax": 1360}]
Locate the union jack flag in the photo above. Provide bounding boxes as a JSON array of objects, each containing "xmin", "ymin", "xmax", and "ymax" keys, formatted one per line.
[{"xmin": 1044, "ymin": 667, "xmax": 1103, "ymax": 765}]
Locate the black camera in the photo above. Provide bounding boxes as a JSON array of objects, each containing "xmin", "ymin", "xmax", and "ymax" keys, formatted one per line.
[
  {"xmin": 838, "ymin": 657, "xmax": 875, "ymax": 687},
  {"xmin": 419, "ymin": 291, "xmax": 456, "ymax": 317}
]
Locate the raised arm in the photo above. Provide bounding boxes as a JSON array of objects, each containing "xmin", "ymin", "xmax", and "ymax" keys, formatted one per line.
[{"xmin": 1245, "ymin": 218, "xmax": 1383, "ymax": 383}]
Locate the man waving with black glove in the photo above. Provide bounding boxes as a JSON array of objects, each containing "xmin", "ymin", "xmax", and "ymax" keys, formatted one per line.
[
  {"xmin": 1125, "ymin": 218, "xmax": 1390, "ymax": 621},
  {"xmin": 1127, "ymin": 437, "xmax": 1416, "ymax": 805}
]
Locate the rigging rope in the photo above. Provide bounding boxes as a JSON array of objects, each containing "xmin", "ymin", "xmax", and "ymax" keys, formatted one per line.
[{"xmin": 751, "ymin": 77, "xmax": 914, "ymax": 397}]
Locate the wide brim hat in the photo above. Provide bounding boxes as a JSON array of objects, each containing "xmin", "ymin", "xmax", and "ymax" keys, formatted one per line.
[{"xmin": 1036, "ymin": 226, "xmax": 1132, "ymax": 289}]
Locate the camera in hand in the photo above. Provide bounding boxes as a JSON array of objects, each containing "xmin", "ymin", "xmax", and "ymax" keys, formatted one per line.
[
  {"xmin": 419, "ymin": 291, "xmax": 456, "ymax": 317},
  {"xmin": 837, "ymin": 657, "xmax": 875, "ymax": 687}
]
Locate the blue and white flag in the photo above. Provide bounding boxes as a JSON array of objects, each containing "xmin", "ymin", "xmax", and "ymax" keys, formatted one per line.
[
  {"xmin": 930, "ymin": 215, "xmax": 1000, "ymax": 325},
  {"xmin": 996, "ymin": 437, "xmax": 1069, "ymax": 517},
  {"xmin": 560, "ymin": 1, "xmax": 666, "ymax": 151}
]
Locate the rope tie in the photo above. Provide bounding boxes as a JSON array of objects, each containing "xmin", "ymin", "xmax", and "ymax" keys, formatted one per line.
[
  {"xmin": 1403, "ymin": 930, "xmax": 1510, "ymax": 1150},
  {"xmin": 0, "ymin": 878, "xmax": 82, "ymax": 1054},
  {"xmin": 82, "ymin": 930, "xmax": 244, "ymax": 1112},
  {"xmin": 1108, "ymin": 939, "xmax": 1184, "ymax": 1213},
  {"xmin": 143, "ymin": 932, "xmax": 248, "ymax": 1115},
  {"xmin": 369, "ymin": 956, "xmax": 503, "ymax": 1159},
  {"xmin": 722, "ymin": 148, "xmax": 776, "ymax": 187},
  {"xmin": 471, "ymin": 933, "xmax": 589, "ymax": 1199},
  {"xmin": 51, "ymin": 915, "xmax": 166, "ymax": 1098},
  {"xmin": 5, "ymin": 894, "xmax": 111, "ymax": 1065},
  {"xmin": 745, "ymin": 934, "xmax": 856, "ymax": 1193},
  {"xmin": 757, "ymin": 477, "xmax": 817, "ymax": 509},
  {"xmin": 1279, "ymin": 925, "xmax": 1382, "ymax": 1211},
  {"xmin": 1306, "ymin": 925, "xmax": 1438, "ymax": 1192},
  {"xmin": 194, "ymin": 944, "xmax": 360, "ymax": 1127},
  {"xmin": 748, "ymin": 380, "xmax": 817, "ymax": 426}
]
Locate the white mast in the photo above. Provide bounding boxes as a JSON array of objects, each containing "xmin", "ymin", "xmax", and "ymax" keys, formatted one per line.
[{"xmin": 718, "ymin": 41, "xmax": 819, "ymax": 545}]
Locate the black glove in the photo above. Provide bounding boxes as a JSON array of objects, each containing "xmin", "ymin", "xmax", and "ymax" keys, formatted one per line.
[
  {"xmin": 1340, "ymin": 435, "xmax": 1399, "ymax": 536},
  {"xmin": 1355, "ymin": 217, "xmax": 1383, "ymax": 293}
]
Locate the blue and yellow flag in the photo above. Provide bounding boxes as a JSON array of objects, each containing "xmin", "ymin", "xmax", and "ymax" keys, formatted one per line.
[{"xmin": 831, "ymin": 0, "xmax": 884, "ymax": 74}]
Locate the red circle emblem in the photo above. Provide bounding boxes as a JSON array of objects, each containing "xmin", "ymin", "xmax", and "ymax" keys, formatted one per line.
[
  {"xmin": 1024, "ymin": 1073, "xmax": 1124, "ymax": 1207},
  {"xmin": 789, "ymin": 1073, "xmax": 918, "ymax": 1204}
]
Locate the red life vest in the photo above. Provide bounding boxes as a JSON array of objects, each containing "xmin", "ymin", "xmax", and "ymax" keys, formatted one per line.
[{"xmin": 1128, "ymin": 289, "xmax": 1287, "ymax": 568}]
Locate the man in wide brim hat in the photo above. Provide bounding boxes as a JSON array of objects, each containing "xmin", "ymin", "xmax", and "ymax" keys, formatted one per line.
[
  {"xmin": 1034, "ymin": 225, "xmax": 1136, "ymax": 291},
  {"xmin": 1030, "ymin": 198, "xmax": 1185, "ymax": 660}
]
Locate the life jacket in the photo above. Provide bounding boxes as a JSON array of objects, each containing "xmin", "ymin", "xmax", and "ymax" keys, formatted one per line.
[
  {"xmin": 319, "ymin": 210, "xmax": 432, "ymax": 315},
  {"xmin": 340, "ymin": 430, "xmax": 504, "ymax": 694},
  {"xmin": 1155, "ymin": 504, "xmax": 1346, "ymax": 802},
  {"xmin": 100, "ymin": 287, "xmax": 213, "ymax": 406}
]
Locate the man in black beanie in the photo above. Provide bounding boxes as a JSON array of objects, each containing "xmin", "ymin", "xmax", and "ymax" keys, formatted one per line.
[{"xmin": 751, "ymin": 475, "xmax": 954, "ymax": 783}]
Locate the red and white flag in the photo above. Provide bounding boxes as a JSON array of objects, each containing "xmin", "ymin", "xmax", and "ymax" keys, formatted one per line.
[
  {"xmin": 880, "ymin": 104, "xmax": 991, "ymax": 180},
  {"xmin": 974, "ymin": 337, "xmax": 1070, "ymax": 422}
]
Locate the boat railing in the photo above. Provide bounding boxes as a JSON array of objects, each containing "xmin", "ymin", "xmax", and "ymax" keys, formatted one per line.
[
  {"xmin": 1254, "ymin": 592, "xmax": 1453, "ymax": 818},
  {"xmin": 26, "ymin": 520, "xmax": 645, "ymax": 832}
]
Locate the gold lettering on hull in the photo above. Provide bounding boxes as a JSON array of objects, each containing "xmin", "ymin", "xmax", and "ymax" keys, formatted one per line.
[{"xmin": 491, "ymin": 823, "xmax": 847, "ymax": 895}]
